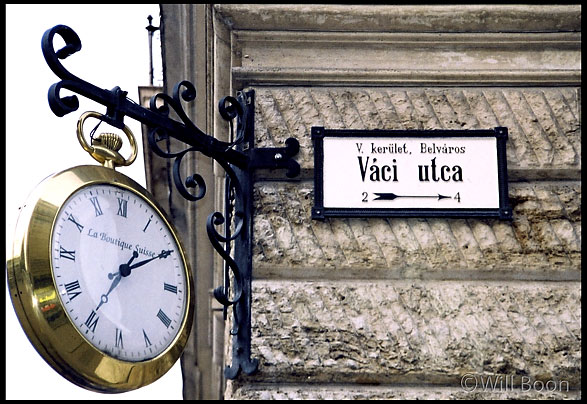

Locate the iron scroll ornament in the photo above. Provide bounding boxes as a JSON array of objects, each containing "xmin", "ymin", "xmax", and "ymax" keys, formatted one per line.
[{"xmin": 41, "ymin": 24, "xmax": 301, "ymax": 380}]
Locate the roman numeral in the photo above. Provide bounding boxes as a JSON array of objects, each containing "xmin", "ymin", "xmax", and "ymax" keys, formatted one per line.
[
  {"xmin": 143, "ymin": 215, "xmax": 153, "ymax": 232},
  {"xmin": 143, "ymin": 329, "xmax": 152, "ymax": 347},
  {"xmin": 117, "ymin": 198, "xmax": 128, "ymax": 218},
  {"xmin": 115, "ymin": 328, "xmax": 124, "ymax": 349},
  {"xmin": 67, "ymin": 214, "xmax": 84, "ymax": 232},
  {"xmin": 59, "ymin": 246, "xmax": 76, "ymax": 261},
  {"xmin": 64, "ymin": 280, "xmax": 82, "ymax": 300},
  {"xmin": 84, "ymin": 310, "xmax": 99, "ymax": 333},
  {"xmin": 164, "ymin": 283, "xmax": 178, "ymax": 294},
  {"xmin": 156, "ymin": 309, "xmax": 172, "ymax": 328},
  {"xmin": 90, "ymin": 197, "xmax": 103, "ymax": 217}
]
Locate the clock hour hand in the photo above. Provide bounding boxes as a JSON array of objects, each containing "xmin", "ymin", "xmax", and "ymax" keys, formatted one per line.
[{"xmin": 125, "ymin": 250, "xmax": 174, "ymax": 273}]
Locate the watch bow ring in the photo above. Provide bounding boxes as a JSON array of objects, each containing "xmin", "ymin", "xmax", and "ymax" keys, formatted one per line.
[{"xmin": 76, "ymin": 111, "xmax": 138, "ymax": 168}]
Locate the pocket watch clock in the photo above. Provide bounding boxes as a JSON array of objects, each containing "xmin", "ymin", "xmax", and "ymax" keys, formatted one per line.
[{"xmin": 6, "ymin": 111, "xmax": 194, "ymax": 393}]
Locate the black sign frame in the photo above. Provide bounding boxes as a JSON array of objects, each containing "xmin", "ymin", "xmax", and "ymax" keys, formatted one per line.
[{"xmin": 312, "ymin": 127, "xmax": 512, "ymax": 220}]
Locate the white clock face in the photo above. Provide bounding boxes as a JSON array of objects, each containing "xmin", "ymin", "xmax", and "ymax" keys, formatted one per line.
[{"xmin": 50, "ymin": 183, "xmax": 188, "ymax": 362}]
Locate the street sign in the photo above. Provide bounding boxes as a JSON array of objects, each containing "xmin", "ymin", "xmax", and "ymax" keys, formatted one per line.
[{"xmin": 312, "ymin": 127, "xmax": 511, "ymax": 220}]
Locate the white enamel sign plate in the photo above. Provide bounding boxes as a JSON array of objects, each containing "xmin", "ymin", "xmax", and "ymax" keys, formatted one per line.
[{"xmin": 312, "ymin": 127, "xmax": 511, "ymax": 220}]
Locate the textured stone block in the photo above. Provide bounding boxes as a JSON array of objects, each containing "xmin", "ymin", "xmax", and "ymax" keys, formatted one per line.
[
  {"xmin": 253, "ymin": 87, "xmax": 580, "ymax": 177},
  {"xmin": 238, "ymin": 280, "xmax": 581, "ymax": 389},
  {"xmin": 226, "ymin": 384, "xmax": 581, "ymax": 400},
  {"xmin": 253, "ymin": 181, "xmax": 581, "ymax": 279}
]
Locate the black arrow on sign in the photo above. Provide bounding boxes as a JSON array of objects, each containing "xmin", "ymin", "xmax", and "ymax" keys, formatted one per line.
[{"xmin": 373, "ymin": 193, "xmax": 451, "ymax": 201}]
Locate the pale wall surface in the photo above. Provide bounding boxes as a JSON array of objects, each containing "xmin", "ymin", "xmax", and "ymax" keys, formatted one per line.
[
  {"xmin": 223, "ymin": 5, "xmax": 581, "ymax": 400},
  {"xmin": 229, "ymin": 85, "xmax": 581, "ymax": 398},
  {"xmin": 160, "ymin": 5, "xmax": 581, "ymax": 399}
]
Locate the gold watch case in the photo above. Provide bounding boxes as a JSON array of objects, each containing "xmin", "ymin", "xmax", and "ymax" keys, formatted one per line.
[{"xmin": 7, "ymin": 164, "xmax": 194, "ymax": 393}]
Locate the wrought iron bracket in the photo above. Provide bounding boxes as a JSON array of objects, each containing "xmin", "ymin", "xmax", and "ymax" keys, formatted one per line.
[
  {"xmin": 249, "ymin": 140, "xmax": 301, "ymax": 178},
  {"xmin": 41, "ymin": 24, "xmax": 300, "ymax": 380}
]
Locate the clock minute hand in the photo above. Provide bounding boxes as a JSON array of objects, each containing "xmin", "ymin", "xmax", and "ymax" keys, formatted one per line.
[{"xmin": 126, "ymin": 250, "xmax": 174, "ymax": 272}]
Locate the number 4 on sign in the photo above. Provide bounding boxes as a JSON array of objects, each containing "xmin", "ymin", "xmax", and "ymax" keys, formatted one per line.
[{"xmin": 454, "ymin": 192, "xmax": 461, "ymax": 202}]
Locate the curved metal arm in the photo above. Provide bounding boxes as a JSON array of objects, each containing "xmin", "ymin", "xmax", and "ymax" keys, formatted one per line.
[{"xmin": 42, "ymin": 24, "xmax": 249, "ymax": 169}]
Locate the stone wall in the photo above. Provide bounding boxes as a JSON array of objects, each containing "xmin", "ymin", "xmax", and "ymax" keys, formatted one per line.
[
  {"xmin": 160, "ymin": 4, "xmax": 581, "ymax": 399},
  {"xmin": 251, "ymin": 88, "xmax": 581, "ymax": 280},
  {"xmin": 224, "ymin": 85, "xmax": 581, "ymax": 399}
]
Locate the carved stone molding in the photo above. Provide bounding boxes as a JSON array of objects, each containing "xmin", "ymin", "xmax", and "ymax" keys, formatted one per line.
[
  {"xmin": 230, "ymin": 31, "xmax": 580, "ymax": 87},
  {"xmin": 215, "ymin": 5, "xmax": 581, "ymax": 33}
]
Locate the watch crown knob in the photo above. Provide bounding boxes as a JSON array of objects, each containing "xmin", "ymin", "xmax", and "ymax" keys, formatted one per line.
[{"xmin": 92, "ymin": 133, "xmax": 123, "ymax": 152}]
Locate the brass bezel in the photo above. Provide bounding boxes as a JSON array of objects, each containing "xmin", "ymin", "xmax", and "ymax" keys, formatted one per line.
[{"xmin": 7, "ymin": 165, "xmax": 194, "ymax": 393}]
